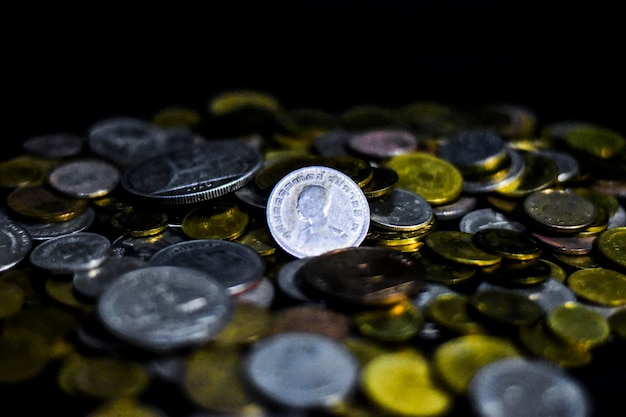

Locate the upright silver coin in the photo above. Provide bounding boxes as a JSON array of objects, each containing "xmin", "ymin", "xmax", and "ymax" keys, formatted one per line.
[
  {"xmin": 368, "ymin": 188, "xmax": 433, "ymax": 231},
  {"xmin": 468, "ymin": 357, "xmax": 592, "ymax": 417},
  {"xmin": 121, "ymin": 140, "xmax": 263, "ymax": 205},
  {"xmin": 97, "ymin": 265, "xmax": 233, "ymax": 353},
  {"xmin": 242, "ymin": 332, "xmax": 359, "ymax": 409},
  {"xmin": 266, "ymin": 166, "xmax": 370, "ymax": 258},
  {"xmin": 47, "ymin": 158, "xmax": 121, "ymax": 198},
  {"xmin": 149, "ymin": 239, "xmax": 265, "ymax": 295},
  {"xmin": 28, "ymin": 232, "xmax": 110, "ymax": 274},
  {"xmin": 0, "ymin": 219, "xmax": 32, "ymax": 272}
]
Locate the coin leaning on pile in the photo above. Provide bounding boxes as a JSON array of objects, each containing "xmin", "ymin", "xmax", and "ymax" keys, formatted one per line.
[{"xmin": 0, "ymin": 91, "xmax": 625, "ymax": 417}]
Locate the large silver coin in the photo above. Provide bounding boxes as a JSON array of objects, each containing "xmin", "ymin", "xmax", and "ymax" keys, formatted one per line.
[
  {"xmin": 242, "ymin": 332, "xmax": 359, "ymax": 409},
  {"xmin": 266, "ymin": 166, "xmax": 370, "ymax": 258},
  {"xmin": 149, "ymin": 239, "xmax": 265, "ymax": 295},
  {"xmin": 0, "ymin": 219, "xmax": 32, "ymax": 272},
  {"xmin": 97, "ymin": 265, "xmax": 233, "ymax": 353},
  {"xmin": 468, "ymin": 357, "xmax": 592, "ymax": 417},
  {"xmin": 121, "ymin": 140, "xmax": 263, "ymax": 205},
  {"xmin": 28, "ymin": 231, "xmax": 110, "ymax": 274}
]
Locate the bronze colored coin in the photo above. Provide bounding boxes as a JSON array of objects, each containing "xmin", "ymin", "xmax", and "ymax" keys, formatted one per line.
[
  {"xmin": 523, "ymin": 189, "xmax": 597, "ymax": 234},
  {"xmin": 552, "ymin": 253, "xmax": 603, "ymax": 270},
  {"xmin": 348, "ymin": 129, "xmax": 418, "ymax": 160},
  {"xmin": 298, "ymin": 246, "xmax": 426, "ymax": 308},
  {"xmin": 469, "ymin": 288, "xmax": 543, "ymax": 327},
  {"xmin": 427, "ymin": 293, "xmax": 486, "ymax": 335},
  {"xmin": 424, "ymin": 231, "xmax": 502, "ymax": 267},
  {"xmin": 531, "ymin": 232, "xmax": 596, "ymax": 255},
  {"xmin": 110, "ymin": 208, "xmax": 169, "ymax": 238},
  {"xmin": 6, "ymin": 184, "xmax": 89, "ymax": 222},
  {"xmin": 567, "ymin": 268, "xmax": 626, "ymax": 306},
  {"xmin": 271, "ymin": 304, "xmax": 351, "ymax": 340},
  {"xmin": 353, "ymin": 301, "xmax": 424, "ymax": 342},
  {"xmin": 495, "ymin": 150, "xmax": 559, "ymax": 198},
  {"xmin": 0, "ymin": 155, "xmax": 55, "ymax": 188},
  {"xmin": 596, "ymin": 226, "xmax": 626, "ymax": 270},
  {"xmin": 546, "ymin": 302, "xmax": 610, "ymax": 349},
  {"xmin": 182, "ymin": 200, "xmax": 249, "ymax": 240},
  {"xmin": 472, "ymin": 228, "xmax": 543, "ymax": 261},
  {"xmin": 481, "ymin": 258, "xmax": 552, "ymax": 286},
  {"xmin": 518, "ymin": 322, "xmax": 592, "ymax": 368},
  {"xmin": 361, "ymin": 167, "xmax": 399, "ymax": 198},
  {"xmin": 384, "ymin": 152, "xmax": 464, "ymax": 206}
]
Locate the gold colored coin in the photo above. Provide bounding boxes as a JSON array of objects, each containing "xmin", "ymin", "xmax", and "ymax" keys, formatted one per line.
[
  {"xmin": 0, "ymin": 281, "xmax": 25, "ymax": 319},
  {"xmin": 109, "ymin": 208, "xmax": 169, "ymax": 237},
  {"xmin": 561, "ymin": 124, "xmax": 625, "ymax": 159},
  {"xmin": 495, "ymin": 150, "xmax": 559, "ymax": 197},
  {"xmin": 361, "ymin": 350, "xmax": 453, "ymax": 417},
  {"xmin": 608, "ymin": 308, "xmax": 626, "ymax": 340},
  {"xmin": 472, "ymin": 228, "xmax": 543, "ymax": 261},
  {"xmin": 213, "ymin": 302, "xmax": 272, "ymax": 346},
  {"xmin": 546, "ymin": 302, "xmax": 610, "ymax": 349},
  {"xmin": 469, "ymin": 288, "xmax": 543, "ymax": 327},
  {"xmin": 254, "ymin": 153, "xmax": 320, "ymax": 194},
  {"xmin": 0, "ymin": 155, "xmax": 55, "ymax": 188},
  {"xmin": 2, "ymin": 304, "xmax": 77, "ymax": 342},
  {"xmin": 184, "ymin": 345, "xmax": 257, "ymax": 414},
  {"xmin": 0, "ymin": 331, "xmax": 52, "ymax": 383},
  {"xmin": 342, "ymin": 337, "xmax": 391, "ymax": 366},
  {"xmin": 86, "ymin": 397, "xmax": 165, "ymax": 417},
  {"xmin": 523, "ymin": 189, "xmax": 597, "ymax": 234},
  {"xmin": 361, "ymin": 167, "xmax": 399, "ymax": 198},
  {"xmin": 353, "ymin": 301, "xmax": 424, "ymax": 342},
  {"xmin": 432, "ymin": 334, "xmax": 521, "ymax": 394},
  {"xmin": 45, "ymin": 278, "xmax": 93, "ymax": 313},
  {"xmin": 541, "ymin": 258, "xmax": 567, "ymax": 282},
  {"xmin": 481, "ymin": 258, "xmax": 552, "ymax": 286},
  {"xmin": 518, "ymin": 322, "xmax": 592, "ymax": 368},
  {"xmin": 567, "ymin": 268, "xmax": 626, "ymax": 306},
  {"xmin": 152, "ymin": 106, "xmax": 201, "ymax": 128},
  {"xmin": 182, "ymin": 200, "xmax": 249, "ymax": 240},
  {"xmin": 234, "ymin": 224, "xmax": 277, "ymax": 256},
  {"xmin": 6, "ymin": 184, "xmax": 89, "ymax": 222},
  {"xmin": 413, "ymin": 252, "xmax": 477, "ymax": 286},
  {"xmin": 596, "ymin": 226, "xmax": 626, "ymax": 270},
  {"xmin": 208, "ymin": 89, "xmax": 282, "ymax": 115},
  {"xmin": 424, "ymin": 231, "xmax": 502, "ymax": 267},
  {"xmin": 427, "ymin": 293, "xmax": 486, "ymax": 334},
  {"xmin": 322, "ymin": 155, "xmax": 374, "ymax": 188},
  {"xmin": 384, "ymin": 152, "xmax": 463, "ymax": 205},
  {"xmin": 572, "ymin": 187, "xmax": 619, "ymax": 217},
  {"xmin": 552, "ymin": 253, "xmax": 603, "ymax": 270}
]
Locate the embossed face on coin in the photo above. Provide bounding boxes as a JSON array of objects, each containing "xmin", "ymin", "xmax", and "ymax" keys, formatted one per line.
[{"xmin": 266, "ymin": 166, "xmax": 370, "ymax": 258}]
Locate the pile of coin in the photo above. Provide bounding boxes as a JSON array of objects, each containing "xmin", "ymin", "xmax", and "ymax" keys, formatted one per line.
[{"xmin": 1, "ymin": 90, "xmax": 625, "ymax": 417}]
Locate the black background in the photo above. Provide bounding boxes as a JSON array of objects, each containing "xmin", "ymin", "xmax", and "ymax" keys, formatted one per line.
[{"xmin": 5, "ymin": 0, "xmax": 625, "ymax": 157}]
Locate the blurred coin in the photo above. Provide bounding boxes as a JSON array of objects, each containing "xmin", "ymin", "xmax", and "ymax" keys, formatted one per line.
[
  {"xmin": 16, "ymin": 206, "xmax": 95, "ymax": 241},
  {"xmin": 536, "ymin": 147, "xmax": 579, "ymax": 183},
  {"xmin": 459, "ymin": 207, "xmax": 525, "ymax": 234},
  {"xmin": 109, "ymin": 208, "xmax": 169, "ymax": 238},
  {"xmin": 182, "ymin": 200, "xmax": 249, "ymax": 240},
  {"xmin": 431, "ymin": 195, "xmax": 477, "ymax": 221},
  {"xmin": 0, "ymin": 155, "xmax": 55, "ymax": 188},
  {"xmin": 566, "ymin": 268, "xmax": 626, "ymax": 306},
  {"xmin": 469, "ymin": 287, "xmax": 543, "ymax": 327},
  {"xmin": 427, "ymin": 292, "xmax": 486, "ymax": 335},
  {"xmin": 110, "ymin": 228, "xmax": 187, "ymax": 262},
  {"xmin": 462, "ymin": 148, "xmax": 525, "ymax": 194},
  {"xmin": 472, "ymin": 228, "xmax": 543, "ymax": 261},
  {"xmin": 22, "ymin": 132, "xmax": 85, "ymax": 158},
  {"xmin": 518, "ymin": 321, "xmax": 593, "ymax": 368},
  {"xmin": 72, "ymin": 255, "xmax": 147, "ymax": 299},
  {"xmin": 0, "ymin": 220, "xmax": 32, "ymax": 272},
  {"xmin": 47, "ymin": 158, "xmax": 121, "ymax": 199},
  {"xmin": 348, "ymin": 129, "xmax": 418, "ymax": 160},
  {"xmin": 546, "ymin": 302, "xmax": 610, "ymax": 349},
  {"xmin": 437, "ymin": 129, "xmax": 509, "ymax": 177},
  {"xmin": 6, "ymin": 184, "xmax": 89, "ymax": 222},
  {"xmin": 424, "ymin": 231, "xmax": 502, "ymax": 267},
  {"xmin": 29, "ymin": 232, "xmax": 110, "ymax": 274},
  {"xmin": 596, "ymin": 226, "xmax": 626, "ymax": 270},
  {"xmin": 353, "ymin": 301, "xmax": 424, "ymax": 342},
  {"xmin": 368, "ymin": 188, "xmax": 433, "ymax": 232},
  {"xmin": 271, "ymin": 303, "xmax": 351, "ymax": 340},
  {"xmin": 495, "ymin": 150, "xmax": 559, "ymax": 198},
  {"xmin": 0, "ymin": 331, "xmax": 52, "ymax": 383}
]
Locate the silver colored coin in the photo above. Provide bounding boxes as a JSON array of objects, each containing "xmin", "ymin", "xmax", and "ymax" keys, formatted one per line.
[
  {"xmin": 459, "ymin": 208, "xmax": 525, "ymax": 234},
  {"xmin": 28, "ymin": 231, "xmax": 110, "ymax": 274},
  {"xmin": 110, "ymin": 228, "xmax": 188, "ymax": 262},
  {"xmin": 73, "ymin": 255, "xmax": 147, "ymax": 299},
  {"xmin": 438, "ymin": 129, "xmax": 507, "ymax": 172},
  {"xmin": 17, "ymin": 207, "xmax": 96, "ymax": 241},
  {"xmin": 47, "ymin": 158, "xmax": 121, "ymax": 198},
  {"xmin": 462, "ymin": 148, "xmax": 525, "ymax": 193},
  {"xmin": 535, "ymin": 148, "xmax": 579, "ymax": 183},
  {"xmin": 121, "ymin": 140, "xmax": 263, "ymax": 205},
  {"xmin": 468, "ymin": 357, "xmax": 592, "ymax": 417},
  {"xmin": 22, "ymin": 133, "xmax": 85, "ymax": 158},
  {"xmin": 242, "ymin": 332, "xmax": 359, "ymax": 409},
  {"xmin": 233, "ymin": 276, "xmax": 275, "ymax": 309},
  {"xmin": 432, "ymin": 195, "xmax": 477, "ymax": 221},
  {"xmin": 234, "ymin": 182, "xmax": 268, "ymax": 212},
  {"xmin": 276, "ymin": 257, "xmax": 324, "ymax": 303},
  {"xmin": 368, "ymin": 188, "xmax": 433, "ymax": 232},
  {"xmin": 97, "ymin": 265, "xmax": 233, "ymax": 353},
  {"xmin": 608, "ymin": 204, "xmax": 626, "ymax": 229},
  {"xmin": 87, "ymin": 116, "xmax": 171, "ymax": 167},
  {"xmin": 149, "ymin": 239, "xmax": 265, "ymax": 295},
  {"xmin": 312, "ymin": 130, "xmax": 353, "ymax": 157},
  {"xmin": 0, "ymin": 219, "xmax": 32, "ymax": 272},
  {"xmin": 266, "ymin": 166, "xmax": 370, "ymax": 258},
  {"xmin": 348, "ymin": 129, "xmax": 418, "ymax": 159}
]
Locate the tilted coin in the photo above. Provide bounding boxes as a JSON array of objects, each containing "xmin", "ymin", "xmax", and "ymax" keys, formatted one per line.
[
  {"xmin": 0, "ymin": 220, "xmax": 32, "ymax": 272},
  {"xmin": 0, "ymin": 155, "xmax": 55, "ymax": 188},
  {"xmin": 437, "ymin": 129, "xmax": 509, "ymax": 177},
  {"xmin": 368, "ymin": 188, "xmax": 434, "ymax": 232},
  {"xmin": 266, "ymin": 166, "xmax": 370, "ymax": 258},
  {"xmin": 596, "ymin": 226, "xmax": 626, "ymax": 269},
  {"xmin": 72, "ymin": 256, "xmax": 147, "ymax": 299},
  {"xmin": 536, "ymin": 147, "xmax": 580, "ymax": 183},
  {"xmin": 495, "ymin": 150, "xmax": 559, "ymax": 198},
  {"xmin": 523, "ymin": 189, "xmax": 597, "ymax": 233},
  {"xmin": 472, "ymin": 228, "xmax": 543, "ymax": 261},
  {"xmin": 546, "ymin": 302, "xmax": 610, "ymax": 349},
  {"xmin": 97, "ymin": 265, "xmax": 233, "ymax": 353},
  {"xmin": 242, "ymin": 332, "xmax": 359, "ymax": 410},
  {"xmin": 181, "ymin": 200, "xmax": 249, "ymax": 240},
  {"xmin": 361, "ymin": 166, "xmax": 399, "ymax": 199},
  {"xmin": 28, "ymin": 232, "xmax": 110, "ymax": 274},
  {"xmin": 297, "ymin": 246, "xmax": 425, "ymax": 308},
  {"xmin": 476, "ymin": 278, "xmax": 576, "ymax": 314},
  {"xmin": 121, "ymin": 140, "xmax": 263, "ymax": 205},
  {"xmin": 566, "ymin": 268, "xmax": 626, "ymax": 306},
  {"xmin": 149, "ymin": 239, "xmax": 265, "ymax": 295},
  {"xmin": 47, "ymin": 158, "xmax": 121, "ymax": 199},
  {"xmin": 6, "ymin": 184, "xmax": 89, "ymax": 223},
  {"xmin": 16, "ymin": 206, "xmax": 95, "ymax": 241},
  {"xmin": 424, "ymin": 231, "xmax": 502, "ymax": 267},
  {"xmin": 347, "ymin": 129, "xmax": 418, "ymax": 160},
  {"xmin": 459, "ymin": 208, "xmax": 521, "ymax": 234},
  {"xmin": 22, "ymin": 132, "xmax": 85, "ymax": 159},
  {"xmin": 110, "ymin": 228, "xmax": 188, "ymax": 262},
  {"xmin": 462, "ymin": 148, "xmax": 525, "ymax": 194},
  {"xmin": 432, "ymin": 195, "xmax": 478, "ymax": 222}
]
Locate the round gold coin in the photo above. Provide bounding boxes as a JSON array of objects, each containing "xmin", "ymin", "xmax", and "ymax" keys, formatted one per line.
[
  {"xmin": 361, "ymin": 166, "xmax": 399, "ymax": 198},
  {"xmin": 495, "ymin": 150, "xmax": 559, "ymax": 198},
  {"xmin": 472, "ymin": 228, "xmax": 543, "ymax": 261},
  {"xmin": 181, "ymin": 200, "xmax": 249, "ymax": 240},
  {"xmin": 208, "ymin": 89, "xmax": 282, "ymax": 116},
  {"xmin": 566, "ymin": 267, "xmax": 626, "ymax": 306},
  {"xmin": 152, "ymin": 106, "xmax": 201, "ymax": 128},
  {"xmin": 518, "ymin": 321, "xmax": 593, "ymax": 368},
  {"xmin": 546, "ymin": 302, "xmax": 610, "ymax": 349},
  {"xmin": 0, "ymin": 331, "xmax": 51, "ymax": 383},
  {"xmin": 427, "ymin": 293, "xmax": 486, "ymax": 335},
  {"xmin": 6, "ymin": 184, "xmax": 89, "ymax": 222},
  {"xmin": 0, "ymin": 155, "xmax": 55, "ymax": 188},
  {"xmin": 109, "ymin": 208, "xmax": 169, "ymax": 237},
  {"xmin": 596, "ymin": 226, "xmax": 626, "ymax": 270},
  {"xmin": 469, "ymin": 288, "xmax": 543, "ymax": 327},
  {"xmin": 361, "ymin": 349, "xmax": 453, "ymax": 417},
  {"xmin": 561, "ymin": 124, "xmax": 625, "ymax": 159},
  {"xmin": 424, "ymin": 231, "xmax": 502, "ymax": 267},
  {"xmin": 353, "ymin": 301, "xmax": 424, "ymax": 342},
  {"xmin": 413, "ymin": 252, "xmax": 477, "ymax": 286},
  {"xmin": 384, "ymin": 152, "xmax": 463, "ymax": 205}
]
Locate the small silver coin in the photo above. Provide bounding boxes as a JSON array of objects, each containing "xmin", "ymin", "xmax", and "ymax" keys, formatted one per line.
[
  {"xmin": 462, "ymin": 148, "xmax": 526, "ymax": 193},
  {"xmin": 73, "ymin": 255, "xmax": 147, "ymax": 299},
  {"xmin": 17, "ymin": 207, "xmax": 96, "ymax": 240},
  {"xmin": 348, "ymin": 129, "xmax": 418, "ymax": 159},
  {"xmin": 459, "ymin": 208, "xmax": 525, "ymax": 234},
  {"xmin": 110, "ymin": 228, "xmax": 188, "ymax": 262},
  {"xmin": 276, "ymin": 257, "xmax": 324, "ymax": 303},
  {"xmin": 535, "ymin": 148, "xmax": 579, "ymax": 183},
  {"xmin": 149, "ymin": 239, "xmax": 265, "ymax": 295},
  {"xmin": 0, "ymin": 219, "xmax": 32, "ymax": 272},
  {"xmin": 22, "ymin": 133, "xmax": 85, "ymax": 158},
  {"xmin": 369, "ymin": 188, "xmax": 433, "ymax": 231},
  {"xmin": 468, "ymin": 357, "xmax": 592, "ymax": 417},
  {"xmin": 47, "ymin": 158, "xmax": 121, "ymax": 198},
  {"xmin": 97, "ymin": 265, "xmax": 233, "ymax": 353},
  {"xmin": 121, "ymin": 140, "xmax": 263, "ymax": 205},
  {"xmin": 28, "ymin": 231, "xmax": 110, "ymax": 274},
  {"xmin": 266, "ymin": 166, "xmax": 370, "ymax": 258},
  {"xmin": 242, "ymin": 332, "xmax": 359, "ymax": 409},
  {"xmin": 432, "ymin": 195, "xmax": 477, "ymax": 221},
  {"xmin": 438, "ymin": 129, "xmax": 507, "ymax": 173}
]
